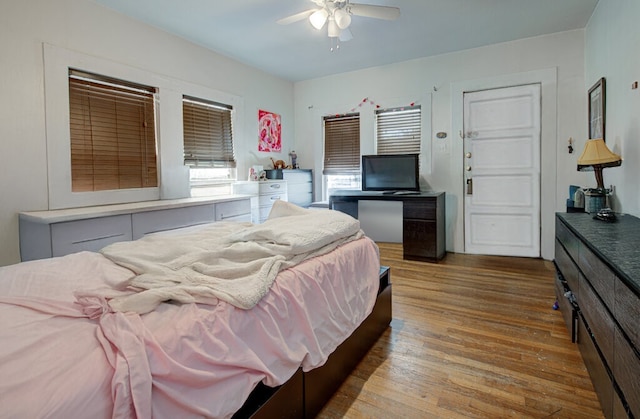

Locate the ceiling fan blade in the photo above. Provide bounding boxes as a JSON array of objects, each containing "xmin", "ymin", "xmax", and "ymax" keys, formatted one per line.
[
  {"xmin": 348, "ymin": 3, "xmax": 400, "ymax": 20},
  {"xmin": 276, "ymin": 8, "xmax": 317, "ymax": 25},
  {"xmin": 339, "ymin": 28, "xmax": 353, "ymax": 42}
]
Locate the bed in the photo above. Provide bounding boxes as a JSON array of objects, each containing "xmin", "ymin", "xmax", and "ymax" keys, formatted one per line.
[{"xmin": 0, "ymin": 200, "xmax": 392, "ymax": 418}]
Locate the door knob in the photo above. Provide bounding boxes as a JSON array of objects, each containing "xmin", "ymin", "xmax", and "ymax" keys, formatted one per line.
[
  {"xmin": 465, "ymin": 152, "xmax": 472, "ymax": 158},
  {"xmin": 466, "ymin": 166, "xmax": 472, "ymax": 171}
]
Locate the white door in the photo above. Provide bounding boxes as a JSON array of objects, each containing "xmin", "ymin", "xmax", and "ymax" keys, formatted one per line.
[{"xmin": 463, "ymin": 84, "xmax": 541, "ymax": 257}]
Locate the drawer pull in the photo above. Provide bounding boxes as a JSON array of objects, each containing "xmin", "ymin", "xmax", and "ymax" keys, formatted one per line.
[
  {"xmin": 564, "ymin": 290, "xmax": 577, "ymax": 305},
  {"xmin": 270, "ymin": 184, "xmax": 281, "ymax": 189}
]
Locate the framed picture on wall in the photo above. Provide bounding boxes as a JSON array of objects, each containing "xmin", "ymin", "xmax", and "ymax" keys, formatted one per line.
[
  {"xmin": 588, "ymin": 77, "xmax": 606, "ymax": 141},
  {"xmin": 258, "ymin": 109, "xmax": 282, "ymax": 152}
]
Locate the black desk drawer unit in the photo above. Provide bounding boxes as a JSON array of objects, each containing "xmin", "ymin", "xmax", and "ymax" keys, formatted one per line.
[
  {"xmin": 554, "ymin": 213, "xmax": 640, "ymax": 418},
  {"xmin": 329, "ymin": 191, "xmax": 445, "ymax": 261}
]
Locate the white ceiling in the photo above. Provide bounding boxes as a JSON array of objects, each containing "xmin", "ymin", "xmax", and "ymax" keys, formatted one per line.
[{"xmin": 91, "ymin": 0, "xmax": 599, "ymax": 82}]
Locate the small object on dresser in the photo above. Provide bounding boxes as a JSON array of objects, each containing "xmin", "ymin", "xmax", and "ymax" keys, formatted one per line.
[
  {"xmin": 594, "ymin": 207, "xmax": 617, "ymax": 222},
  {"xmin": 289, "ymin": 150, "xmax": 298, "ymax": 169}
]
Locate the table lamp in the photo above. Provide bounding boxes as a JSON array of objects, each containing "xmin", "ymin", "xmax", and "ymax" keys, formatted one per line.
[
  {"xmin": 577, "ymin": 138, "xmax": 622, "ymax": 190},
  {"xmin": 577, "ymin": 138, "xmax": 621, "ymax": 217}
]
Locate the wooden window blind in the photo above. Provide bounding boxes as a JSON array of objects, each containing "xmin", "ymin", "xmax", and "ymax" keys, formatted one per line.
[
  {"xmin": 376, "ymin": 106, "xmax": 421, "ymax": 155},
  {"xmin": 323, "ymin": 113, "xmax": 360, "ymax": 175},
  {"xmin": 68, "ymin": 69, "xmax": 158, "ymax": 192},
  {"xmin": 182, "ymin": 96, "xmax": 236, "ymax": 168}
]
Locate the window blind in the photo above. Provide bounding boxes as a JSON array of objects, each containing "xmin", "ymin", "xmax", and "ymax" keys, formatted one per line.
[
  {"xmin": 376, "ymin": 106, "xmax": 421, "ymax": 155},
  {"xmin": 183, "ymin": 96, "xmax": 236, "ymax": 168},
  {"xmin": 68, "ymin": 69, "xmax": 158, "ymax": 192},
  {"xmin": 323, "ymin": 114, "xmax": 360, "ymax": 175}
]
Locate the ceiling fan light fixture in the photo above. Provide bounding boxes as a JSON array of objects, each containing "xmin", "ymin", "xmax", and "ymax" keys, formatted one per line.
[
  {"xmin": 334, "ymin": 8, "xmax": 351, "ymax": 29},
  {"xmin": 309, "ymin": 9, "xmax": 329, "ymax": 30},
  {"xmin": 327, "ymin": 17, "xmax": 340, "ymax": 37}
]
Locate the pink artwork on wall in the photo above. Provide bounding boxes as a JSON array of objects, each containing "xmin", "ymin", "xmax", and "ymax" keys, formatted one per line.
[{"xmin": 258, "ymin": 109, "xmax": 282, "ymax": 152}]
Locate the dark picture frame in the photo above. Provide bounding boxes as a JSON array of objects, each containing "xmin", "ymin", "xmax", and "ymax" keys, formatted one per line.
[{"xmin": 588, "ymin": 77, "xmax": 606, "ymax": 141}]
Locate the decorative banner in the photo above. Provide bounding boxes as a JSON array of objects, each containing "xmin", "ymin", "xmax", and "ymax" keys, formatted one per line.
[
  {"xmin": 258, "ymin": 109, "xmax": 282, "ymax": 152},
  {"xmin": 328, "ymin": 97, "xmax": 418, "ymax": 117}
]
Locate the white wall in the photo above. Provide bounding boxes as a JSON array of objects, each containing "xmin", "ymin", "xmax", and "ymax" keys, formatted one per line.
[
  {"xmin": 0, "ymin": 0, "xmax": 293, "ymax": 266},
  {"xmin": 585, "ymin": 0, "xmax": 640, "ymax": 217},
  {"xmin": 294, "ymin": 30, "xmax": 587, "ymax": 260}
]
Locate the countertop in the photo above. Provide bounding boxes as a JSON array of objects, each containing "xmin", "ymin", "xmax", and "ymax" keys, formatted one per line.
[
  {"xmin": 557, "ymin": 212, "xmax": 640, "ymax": 296},
  {"xmin": 330, "ymin": 190, "xmax": 444, "ymax": 199},
  {"xmin": 19, "ymin": 195, "xmax": 252, "ymax": 224}
]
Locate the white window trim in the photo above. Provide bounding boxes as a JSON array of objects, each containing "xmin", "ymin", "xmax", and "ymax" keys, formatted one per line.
[{"xmin": 43, "ymin": 43, "xmax": 243, "ymax": 210}]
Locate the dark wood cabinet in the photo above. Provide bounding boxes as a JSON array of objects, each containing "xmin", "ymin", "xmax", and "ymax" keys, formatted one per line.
[
  {"xmin": 402, "ymin": 196, "xmax": 445, "ymax": 261},
  {"xmin": 555, "ymin": 213, "xmax": 640, "ymax": 418},
  {"xmin": 329, "ymin": 191, "xmax": 445, "ymax": 261}
]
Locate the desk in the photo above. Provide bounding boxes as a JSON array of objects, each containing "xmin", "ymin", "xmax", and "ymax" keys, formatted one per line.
[{"xmin": 329, "ymin": 190, "xmax": 445, "ymax": 261}]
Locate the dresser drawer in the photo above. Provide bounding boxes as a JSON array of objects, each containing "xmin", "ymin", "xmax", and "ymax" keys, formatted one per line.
[
  {"xmin": 579, "ymin": 244, "xmax": 616, "ymax": 311},
  {"xmin": 556, "ymin": 218, "xmax": 581, "ymax": 262},
  {"xmin": 282, "ymin": 170, "xmax": 312, "ymax": 183},
  {"xmin": 287, "ymin": 182, "xmax": 312, "ymax": 196},
  {"xmin": 403, "ymin": 199, "xmax": 436, "ymax": 220},
  {"xmin": 132, "ymin": 204, "xmax": 215, "ymax": 239},
  {"xmin": 555, "ymin": 239, "xmax": 580, "ymax": 299},
  {"xmin": 614, "ymin": 326, "xmax": 640, "ymax": 418},
  {"xmin": 259, "ymin": 181, "xmax": 286, "ymax": 194},
  {"xmin": 51, "ymin": 215, "xmax": 132, "ymax": 256},
  {"xmin": 577, "ymin": 314, "xmax": 614, "ymax": 418},
  {"xmin": 579, "ymin": 273, "xmax": 615, "ymax": 369},
  {"xmin": 215, "ymin": 199, "xmax": 251, "ymax": 221},
  {"xmin": 614, "ymin": 277, "xmax": 640, "ymax": 349},
  {"xmin": 554, "ymin": 272, "xmax": 576, "ymax": 341},
  {"xmin": 258, "ymin": 193, "xmax": 287, "ymax": 207}
]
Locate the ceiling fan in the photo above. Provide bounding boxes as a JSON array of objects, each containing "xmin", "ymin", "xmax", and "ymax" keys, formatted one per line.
[{"xmin": 277, "ymin": 0, "xmax": 400, "ymax": 42}]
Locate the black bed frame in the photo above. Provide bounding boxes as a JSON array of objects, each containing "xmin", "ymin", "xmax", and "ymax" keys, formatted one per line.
[{"xmin": 232, "ymin": 266, "xmax": 392, "ymax": 418}]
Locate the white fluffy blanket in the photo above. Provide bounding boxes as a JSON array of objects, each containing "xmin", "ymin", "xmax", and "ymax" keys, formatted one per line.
[{"xmin": 100, "ymin": 201, "xmax": 363, "ymax": 313}]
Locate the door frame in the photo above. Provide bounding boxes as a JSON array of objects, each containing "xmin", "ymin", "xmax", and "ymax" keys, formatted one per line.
[{"xmin": 451, "ymin": 68, "xmax": 557, "ymax": 260}]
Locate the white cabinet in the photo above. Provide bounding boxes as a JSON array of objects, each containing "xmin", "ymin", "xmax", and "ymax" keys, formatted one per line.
[
  {"xmin": 258, "ymin": 180, "xmax": 288, "ymax": 223},
  {"xmin": 233, "ymin": 180, "xmax": 288, "ymax": 223},
  {"xmin": 132, "ymin": 204, "xmax": 217, "ymax": 239},
  {"xmin": 232, "ymin": 182, "xmax": 260, "ymax": 223},
  {"xmin": 19, "ymin": 196, "xmax": 252, "ymax": 261},
  {"xmin": 50, "ymin": 215, "xmax": 133, "ymax": 257},
  {"xmin": 215, "ymin": 199, "xmax": 252, "ymax": 222},
  {"xmin": 282, "ymin": 169, "xmax": 313, "ymax": 208}
]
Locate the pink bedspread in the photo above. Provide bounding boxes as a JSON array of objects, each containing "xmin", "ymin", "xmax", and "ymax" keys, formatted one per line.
[{"xmin": 0, "ymin": 237, "xmax": 380, "ymax": 419}]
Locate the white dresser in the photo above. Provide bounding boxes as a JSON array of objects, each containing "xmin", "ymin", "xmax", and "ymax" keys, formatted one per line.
[
  {"xmin": 233, "ymin": 180, "xmax": 288, "ymax": 223},
  {"xmin": 19, "ymin": 196, "xmax": 252, "ymax": 261},
  {"xmin": 282, "ymin": 169, "xmax": 313, "ymax": 208}
]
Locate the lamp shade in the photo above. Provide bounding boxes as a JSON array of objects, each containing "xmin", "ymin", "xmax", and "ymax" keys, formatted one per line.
[
  {"xmin": 309, "ymin": 9, "xmax": 328, "ymax": 29},
  {"xmin": 577, "ymin": 138, "xmax": 621, "ymax": 190},
  {"xmin": 577, "ymin": 139, "xmax": 621, "ymax": 170},
  {"xmin": 334, "ymin": 8, "xmax": 351, "ymax": 29}
]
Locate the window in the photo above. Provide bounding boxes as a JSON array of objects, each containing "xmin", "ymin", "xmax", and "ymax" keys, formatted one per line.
[
  {"xmin": 68, "ymin": 69, "xmax": 158, "ymax": 192},
  {"xmin": 323, "ymin": 113, "xmax": 361, "ymax": 197},
  {"xmin": 182, "ymin": 96, "xmax": 235, "ymax": 169},
  {"xmin": 182, "ymin": 96, "xmax": 236, "ymax": 195},
  {"xmin": 375, "ymin": 106, "xmax": 421, "ymax": 155}
]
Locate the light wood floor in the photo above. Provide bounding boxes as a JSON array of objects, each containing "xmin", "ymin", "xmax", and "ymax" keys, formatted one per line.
[{"xmin": 318, "ymin": 243, "xmax": 604, "ymax": 419}]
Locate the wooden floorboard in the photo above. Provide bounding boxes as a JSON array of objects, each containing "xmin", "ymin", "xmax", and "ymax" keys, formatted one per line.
[{"xmin": 318, "ymin": 243, "xmax": 603, "ymax": 419}]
